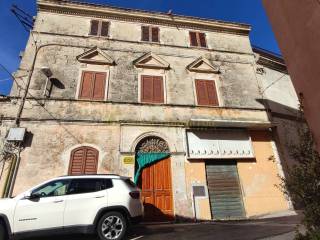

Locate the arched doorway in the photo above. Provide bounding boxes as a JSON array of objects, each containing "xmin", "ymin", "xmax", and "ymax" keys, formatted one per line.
[
  {"xmin": 69, "ymin": 146, "xmax": 99, "ymax": 175},
  {"xmin": 135, "ymin": 136, "xmax": 174, "ymax": 221}
]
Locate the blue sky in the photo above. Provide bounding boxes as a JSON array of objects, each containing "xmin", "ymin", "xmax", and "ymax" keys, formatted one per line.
[{"xmin": 0, "ymin": 0, "xmax": 280, "ymax": 96}]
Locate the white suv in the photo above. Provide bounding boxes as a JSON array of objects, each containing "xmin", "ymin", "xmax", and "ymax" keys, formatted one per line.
[{"xmin": 0, "ymin": 175, "xmax": 143, "ymax": 240}]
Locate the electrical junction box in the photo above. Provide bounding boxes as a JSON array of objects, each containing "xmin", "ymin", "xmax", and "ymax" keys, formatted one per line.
[
  {"xmin": 192, "ymin": 185, "xmax": 208, "ymax": 198},
  {"xmin": 6, "ymin": 128, "xmax": 26, "ymax": 142}
]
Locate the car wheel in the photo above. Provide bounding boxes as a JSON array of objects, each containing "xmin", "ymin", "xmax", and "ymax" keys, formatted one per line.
[
  {"xmin": 97, "ymin": 211, "xmax": 127, "ymax": 240},
  {"xmin": 0, "ymin": 223, "xmax": 7, "ymax": 240}
]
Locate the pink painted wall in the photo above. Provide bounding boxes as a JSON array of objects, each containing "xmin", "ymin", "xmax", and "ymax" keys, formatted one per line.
[{"xmin": 263, "ymin": 0, "xmax": 320, "ymax": 152}]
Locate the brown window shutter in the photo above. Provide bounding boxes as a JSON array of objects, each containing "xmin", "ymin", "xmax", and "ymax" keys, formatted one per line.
[
  {"xmin": 142, "ymin": 26, "xmax": 150, "ymax": 41},
  {"xmin": 199, "ymin": 32, "xmax": 207, "ymax": 48},
  {"xmin": 100, "ymin": 21, "xmax": 109, "ymax": 37},
  {"xmin": 84, "ymin": 148, "xmax": 99, "ymax": 174},
  {"xmin": 153, "ymin": 76, "xmax": 164, "ymax": 103},
  {"xmin": 206, "ymin": 81, "xmax": 219, "ymax": 106},
  {"xmin": 92, "ymin": 72, "xmax": 106, "ymax": 100},
  {"xmin": 79, "ymin": 72, "xmax": 94, "ymax": 99},
  {"xmin": 141, "ymin": 75, "xmax": 154, "ymax": 102},
  {"xmin": 195, "ymin": 80, "xmax": 208, "ymax": 105},
  {"xmin": 69, "ymin": 148, "xmax": 86, "ymax": 175},
  {"xmin": 69, "ymin": 147, "xmax": 98, "ymax": 175},
  {"xmin": 151, "ymin": 27, "xmax": 159, "ymax": 42},
  {"xmin": 90, "ymin": 20, "xmax": 99, "ymax": 35},
  {"xmin": 189, "ymin": 31, "xmax": 198, "ymax": 46}
]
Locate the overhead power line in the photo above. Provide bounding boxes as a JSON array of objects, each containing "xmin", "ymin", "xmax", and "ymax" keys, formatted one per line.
[{"xmin": 11, "ymin": 5, "xmax": 34, "ymax": 31}]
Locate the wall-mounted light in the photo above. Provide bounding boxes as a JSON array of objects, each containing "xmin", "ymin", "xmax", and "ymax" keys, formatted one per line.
[
  {"xmin": 41, "ymin": 67, "xmax": 52, "ymax": 77},
  {"xmin": 41, "ymin": 67, "xmax": 53, "ymax": 97}
]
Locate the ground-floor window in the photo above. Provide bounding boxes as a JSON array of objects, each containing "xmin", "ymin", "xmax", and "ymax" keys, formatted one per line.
[{"xmin": 69, "ymin": 146, "xmax": 99, "ymax": 175}]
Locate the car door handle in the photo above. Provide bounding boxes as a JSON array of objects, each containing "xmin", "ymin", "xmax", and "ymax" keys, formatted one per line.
[
  {"xmin": 54, "ymin": 200, "xmax": 64, "ymax": 203},
  {"xmin": 94, "ymin": 195, "xmax": 105, "ymax": 198}
]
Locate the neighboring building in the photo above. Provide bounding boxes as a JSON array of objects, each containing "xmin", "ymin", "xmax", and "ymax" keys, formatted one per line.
[
  {"xmin": 253, "ymin": 47, "xmax": 303, "ymax": 174},
  {"xmin": 0, "ymin": 0, "xmax": 296, "ymax": 221},
  {"xmin": 263, "ymin": 0, "xmax": 320, "ymax": 153}
]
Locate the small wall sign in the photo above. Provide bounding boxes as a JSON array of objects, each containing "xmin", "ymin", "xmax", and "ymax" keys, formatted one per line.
[{"xmin": 123, "ymin": 156, "xmax": 135, "ymax": 165}]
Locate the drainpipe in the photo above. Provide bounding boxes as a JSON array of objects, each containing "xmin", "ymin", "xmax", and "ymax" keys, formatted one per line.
[{"xmin": 2, "ymin": 154, "xmax": 17, "ymax": 198}]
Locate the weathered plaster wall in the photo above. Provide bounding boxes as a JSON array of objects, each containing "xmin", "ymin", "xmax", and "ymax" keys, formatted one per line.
[
  {"xmin": 256, "ymin": 64, "xmax": 302, "ymax": 169},
  {"xmin": 1, "ymin": 99, "xmax": 269, "ymax": 125},
  {"xmin": 256, "ymin": 65, "xmax": 298, "ymax": 114},
  {"xmin": 34, "ymin": 13, "xmax": 252, "ymax": 54},
  {"xmin": 12, "ymin": 123, "xmax": 121, "ymax": 195},
  {"xmin": 237, "ymin": 131, "xmax": 289, "ymax": 217},
  {"xmin": 185, "ymin": 161, "xmax": 211, "ymax": 220},
  {"xmin": 10, "ymin": 11, "xmax": 263, "ymax": 110}
]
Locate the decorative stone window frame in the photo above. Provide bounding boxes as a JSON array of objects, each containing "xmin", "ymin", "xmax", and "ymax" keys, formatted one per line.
[
  {"xmin": 133, "ymin": 52, "xmax": 170, "ymax": 104},
  {"xmin": 75, "ymin": 47, "xmax": 115, "ymax": 101},
  {"xmin": 137, "ymin": 72, "xmax": 168, "ymax": 104},
  {"xmin": 192, "ymin": 77, "xmax": 222, "ymax": 107},
  {"xmin": 186, "ymin": 57, "xmax": 222, "ymax": 106}
]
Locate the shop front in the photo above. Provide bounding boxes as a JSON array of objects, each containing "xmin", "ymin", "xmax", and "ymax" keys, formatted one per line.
[{"xmin": 185, "ymin": 128, "xmax": 290, "ymax": 220}]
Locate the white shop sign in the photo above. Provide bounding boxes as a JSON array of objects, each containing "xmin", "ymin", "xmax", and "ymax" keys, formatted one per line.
[{"xmin": 187, "ymin": 130, "xmax": 254, "ymax": 159}]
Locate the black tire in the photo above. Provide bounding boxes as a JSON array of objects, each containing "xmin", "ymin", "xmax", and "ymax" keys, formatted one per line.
[
  {"xmin": 97, "ymin": 211, "xmax": 128, "ymax": 240},
  {"xmin": 0, "ymin": 223, "xmax": 7, "ymax": 240}
]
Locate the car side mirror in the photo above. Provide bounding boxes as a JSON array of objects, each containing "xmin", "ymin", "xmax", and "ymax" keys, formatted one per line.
[{"xmin": 24, "ymin": 192, "xmax": 41, "ymax": 200}]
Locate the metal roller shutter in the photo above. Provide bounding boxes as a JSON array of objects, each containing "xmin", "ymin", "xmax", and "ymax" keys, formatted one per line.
[{"xmin": 206, "ymin": 161, "xmax": 245, "ymax": 219}]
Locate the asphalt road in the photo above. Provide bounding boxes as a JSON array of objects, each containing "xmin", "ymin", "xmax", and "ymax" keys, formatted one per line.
[{"xmin": 23, "ymin": 215, "xmax": 301, "ymax": 240}]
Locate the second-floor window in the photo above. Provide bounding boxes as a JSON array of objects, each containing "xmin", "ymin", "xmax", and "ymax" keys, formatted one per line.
[
  {"xmin": 79, "ymin": 71, "xmax": 106, "ymax": 100},
  {"xmin": 189, "ymin": 31, "xmax": 207, "ymax": 48},
  {"xmin": 141, "ymin": 75, "xmax": 164, "ymax": 103},
  {"xmin": 89, "ymin": 20, "xmax": 109, "ymax": 37},
  {"xmin": 141, "ymin": 26, "xmax": 160, "ymax": 42},
  {"xmin": 195, "ymin": 79, "xmax": 219, "ymax": 106}
]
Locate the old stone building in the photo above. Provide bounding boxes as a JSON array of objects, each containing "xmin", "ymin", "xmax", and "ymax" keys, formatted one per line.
[{"xmin": 0, "ymin": 0, "xmax": 299, "ymax": 221}]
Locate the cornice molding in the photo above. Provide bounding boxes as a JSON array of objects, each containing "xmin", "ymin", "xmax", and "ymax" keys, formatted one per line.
[
  {"xmin": 253, "ymin": 48, "xmax": 288, "ymax": 73},
  {"xmin": 37, "ymin": 0, "xmax": 251, "ymax": 36}
]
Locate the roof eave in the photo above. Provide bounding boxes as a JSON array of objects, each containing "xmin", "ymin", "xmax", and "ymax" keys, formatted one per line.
[{"xmin": 37, "ymin": 0, "xmax": 251, "ymax": 36}]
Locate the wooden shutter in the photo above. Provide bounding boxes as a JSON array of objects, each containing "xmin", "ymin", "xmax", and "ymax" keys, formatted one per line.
[
  {"xmin": 92, "ymin": 72, "xmax": 106, "ymax": 100},
  {"xmin": 141, "ymin": 75, "xmax": 154, "ymax": 102},
  {"xmin": 69, "ymin": 148, "xmax": 86, "ymax": 175},
  {"xmin": 141, "ymin": 75, "xmax": 164, "ymax": 103},
  {"xmin": 151, "ymin": 27, "xmax": 159, "ymax": 42},
  {"xmin": 79, "ymin": 71, "xmax": 106, "ymax": 100},
  {"xmin": 79, "ymin": 72, "xmax": 94, "ymax": 99},
  {"xmin": 142, "ymin": 26, "xmax": 150, "ymax": 41},
  {"xmin": 153, "ymin": 76, "xmax": 164, "ymax": 103},
  {"xmin": 189, "ymin": 32, "xmax": 198, "ymax": 46},
  {"xmin": 84, "ymin": 148, "xmax": 99, "ymax": 174},
  {"xmin": 69, "ymin": 147, "xmax": 98, "ymax": 175},
  {"xmin": 199, "ymin": 32, "xmax": 207, "ymax": 47},
  {"xmin": 100, "ymin": 21, "xmax": 109, "ymax": 37},
  {"xmin": 195, "ymin": 79, "xmax": 219, "ymax": 106},
  {"xmin": 195, "ymin": 80, "xmax": 208, "ymax": 105},
  {"xmin": 206, "ymin": 80, "xmax": 219, "ymax": 106},
  {"xmin": 90, "ymin": 20, "xmax": 99, "ymax": 35}
]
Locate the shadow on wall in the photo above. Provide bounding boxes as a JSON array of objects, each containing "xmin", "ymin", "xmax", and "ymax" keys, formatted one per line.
[
  {"xmin": 256, "ymin": 98, "xmax": 305, "ymax": 206},
  {"xmin": 256, "ymin": 98, "xmax": 303, "ymax": 122},
  {"xmin": 46, "ymin": 78, "xmax": 65, "ymax": 97}
]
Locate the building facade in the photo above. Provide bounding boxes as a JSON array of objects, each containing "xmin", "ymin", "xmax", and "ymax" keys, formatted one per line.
[
  {"xmin": 0, "ymin": 0, "xmax": 297, "ymax": 221},
  {"xmin": 263, "ymin": 0, "xmax": 320, "ymax": 153}
]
